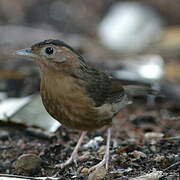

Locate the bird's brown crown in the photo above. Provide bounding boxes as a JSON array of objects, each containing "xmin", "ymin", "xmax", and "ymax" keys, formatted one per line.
[{"xmin": 31, "ymin": 39, "xmax": 85, "ymax": 62}]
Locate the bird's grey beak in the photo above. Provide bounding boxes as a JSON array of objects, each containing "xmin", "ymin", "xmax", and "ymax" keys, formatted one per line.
[{"xmin": 16, "ymin": 48, "xmax": 37, "ymax": 58}]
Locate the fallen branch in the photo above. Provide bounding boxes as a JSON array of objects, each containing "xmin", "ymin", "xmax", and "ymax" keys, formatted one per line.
[
  {"xmin": 164, "ymin": 161, "xmax": 180, "ymax": 171},
  {"xmin": 130, "ymin": 170, "xmax": 163, "ymax": 180},
  {"xmin": 0, "ymin": 174, "xmax": 60, "ymax": 180}
]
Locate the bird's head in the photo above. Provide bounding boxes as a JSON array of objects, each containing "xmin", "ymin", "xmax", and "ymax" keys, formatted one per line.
[{"xmin": 16, "ymin": 39, "xmax": 86, "ymax": 72}]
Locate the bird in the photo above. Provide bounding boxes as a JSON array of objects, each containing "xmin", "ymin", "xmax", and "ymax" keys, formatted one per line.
[{"xmin": 16, "ymin": 39, "xmax": 158, "ymax": 172}]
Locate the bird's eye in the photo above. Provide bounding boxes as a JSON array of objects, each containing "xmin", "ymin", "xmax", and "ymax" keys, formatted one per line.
[{"xmin": 45, "ymin": 47, "xmax": 54, "ymax": 55}]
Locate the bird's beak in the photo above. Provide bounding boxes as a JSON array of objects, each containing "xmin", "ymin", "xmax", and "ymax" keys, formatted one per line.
[{"xmin": 15, "ymin": 48, "xmax": 37, "ymax": 58}]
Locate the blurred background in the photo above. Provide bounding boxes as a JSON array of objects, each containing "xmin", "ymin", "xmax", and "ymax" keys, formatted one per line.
[{"xmin": 0, "ymin": 0, "xmax": 180, "ymax": 128}]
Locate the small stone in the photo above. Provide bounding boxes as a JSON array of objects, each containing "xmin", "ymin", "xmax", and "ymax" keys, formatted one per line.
[
  {"xmin": 83, "ymin": 136, "xmax": 104, "ymax": 150},
  {"xmin": 81, "ymin": 167, "xmax": 89, "ymax": 175},
  {"xmin": 150, "ymin": 145, "xmax": 157, "ymax": 152},
  {"xmin": 130, "ymin": 150, "xmax": 147, "ymax": 160},
  {"xmin": 144, "ymin": 132, "xmax": 164, "ymax": 141},
  {"xmin": 15, "ymin": 154, "xmax": 42, "ymax": 175},
  {"xmin": 88, "ymin": 167, "xmax": 107, "ymax": 180},
  {"xmin": 154, "ymin": 154, "xmax": 165, "ymax": 162}
]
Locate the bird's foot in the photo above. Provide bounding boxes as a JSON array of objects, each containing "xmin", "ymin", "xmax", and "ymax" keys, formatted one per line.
[
  {"xmin": 88, "ymin": 128, "xmax": 111, "ymax": 172},
  {"xmin": 55, "ymin": 131, "xmax": 87, "ymax": 169},
  {"xmin": 55, "ymin": 151, "xmax": 78, "ymax": 169},
  {"xmin": 55, "ymin": 153, "xmax": 89, "ymax": 169},
  {"xmin": 88, "ymin": 156, "xmax": 109, "ymax": 172}
]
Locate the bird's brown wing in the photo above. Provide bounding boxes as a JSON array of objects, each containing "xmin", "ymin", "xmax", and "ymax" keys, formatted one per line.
[
  {"xmin": 94, "ymin": 78, "xmax": 129, "ymax": 117},
  {"xmin": 105, "ymin": 78, "xmax": 126, "ymax": 104},
  {"xmin": 73, "ymin": 66, "xmax": 127, "ymax": 107},
  {"xmin": 73, "ymin": 68, "xmax": 112, "ymax": 106}
]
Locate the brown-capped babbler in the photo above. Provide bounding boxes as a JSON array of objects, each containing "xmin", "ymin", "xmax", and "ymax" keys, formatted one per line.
[{"xmin": 16, "ymin": 39, "xmax": 158, "ymax": 171}]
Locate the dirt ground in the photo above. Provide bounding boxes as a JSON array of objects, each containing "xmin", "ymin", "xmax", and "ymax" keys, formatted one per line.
[{"xmin": 0, "ymin": 99, "xmax": 179, "ymax": 179}]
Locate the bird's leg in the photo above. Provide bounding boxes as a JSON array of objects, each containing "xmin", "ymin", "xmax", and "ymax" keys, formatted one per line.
[
  {"xmin": 55, "ymin": 131, "xmax": 87, "ymax": 169},
  {"xmin": 89, "ymin": 128, "xmax": 111, "ymax": 172}
]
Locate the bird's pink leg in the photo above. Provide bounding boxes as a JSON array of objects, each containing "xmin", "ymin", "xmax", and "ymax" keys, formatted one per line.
[
  {"xmin": 89, "ymin": 128, "xmax": 111, "ymax": 172},
  {"xmin": 55, "ymin": 131, "xmax": 87, "ymax": 168}
]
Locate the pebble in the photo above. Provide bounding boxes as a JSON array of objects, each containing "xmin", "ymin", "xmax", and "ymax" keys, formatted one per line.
[
  {"xmin": 154, "ymin": 154, "xmax": 165, "ymax": 162},
  {"xmin": 15, "ymin": 154, "xmax": 43, "ymax": 174},
  {"xmin": 81, "ymin": 167, "xmax": 89, "ymax": 175},
  {"xmin": 149, "ymin": 145, "xmax": 157, "ymax": 152},
  {"xmin": 83, "ymin": 136, "xmax": 104, "ymax": 150},
  {"xmin": 130, "ymin": 150, "xmax": 147, "ymax": 160},
  {"xmin": 144, "ymin": 132, "xmax": 164, "ymax": 141},
  {"xmin": 88, "ymin": 167, "xmax": 107, "ymax": 180}
]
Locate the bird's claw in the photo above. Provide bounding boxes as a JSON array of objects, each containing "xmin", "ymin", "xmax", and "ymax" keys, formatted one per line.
[
  {"xmin": 55, "ymin": 153, "xmax": 89, "ymax": 169},
  {"xmin": 88, "ymin": 158, "xmax": 108, "ymax": 172},
  {"xmin": 55, "ymin": 152, "xmax": 78, "ymax": 169}
]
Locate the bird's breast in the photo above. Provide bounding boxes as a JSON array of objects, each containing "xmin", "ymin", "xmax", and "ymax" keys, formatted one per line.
[{"xmin": 40, "ymin": 73, "xmax": 111, "ymax": 131}]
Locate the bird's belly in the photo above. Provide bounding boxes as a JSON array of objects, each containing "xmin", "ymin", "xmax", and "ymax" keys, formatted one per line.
[{"xmin": 41, "ymin": 90, "xmax": 111, "ymax": 131}]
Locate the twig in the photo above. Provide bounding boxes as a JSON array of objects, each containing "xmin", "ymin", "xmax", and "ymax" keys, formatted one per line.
[
  {"xmin": 0, "ymin": 174, "xmax": 60, "ymax": 180},
  {"xmin": 130, "ymin": 170, "xmax": 163, "ymax": 180},
  {"xmin": 164, "ymin": 161, "xmax": 180, "ymax": 171},
  {"xmin": 162, "ymin": 136, "xmax": 180, "ymax": 141}
]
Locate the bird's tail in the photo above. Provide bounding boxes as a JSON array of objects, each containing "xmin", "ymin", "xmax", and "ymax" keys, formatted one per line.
[{"xmin": 123, "ymin": 85, "xmax": 160, "ymax": 97}]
